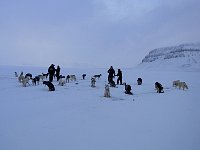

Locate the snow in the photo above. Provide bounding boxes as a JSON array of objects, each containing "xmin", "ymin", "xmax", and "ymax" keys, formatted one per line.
[{"xmin": 0, "ymin": 65, "xmax": 200, "ymax": 150}]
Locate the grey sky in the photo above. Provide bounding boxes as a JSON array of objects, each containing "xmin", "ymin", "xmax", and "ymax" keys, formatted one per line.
[{"xmin": 0, "ymin": 0, "xmax": 200, "ymax": 68}]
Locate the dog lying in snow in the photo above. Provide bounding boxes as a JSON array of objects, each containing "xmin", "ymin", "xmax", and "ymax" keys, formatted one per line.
[
  {"xmin": 43, "ymin": 81, "xmax": 55, "ymax": 91},
  {"xmin": 104, "ymin": 84, "xmax": 111, "ymax": 97},
  {"xmin": 93, "ymin": 74, "xmax": 101, "ymax": 79}
]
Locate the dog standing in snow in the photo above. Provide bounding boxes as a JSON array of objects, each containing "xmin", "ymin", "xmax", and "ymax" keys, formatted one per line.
[
  {"xmin": 93, "ymin": 74, "xmax": 101, "ymax": 80},
  {"xmin": 58, "ymin": 78, "xmax": 66, "ymax": 86},
  {"xmin": 104, "ymin": 84, "xmax": 111, "ymax": 97},
  {"xmin": 18, "ymin": 72, "xmax": 24, "ymax": 83},
  {"xmin": 178, "ymin": 81, "xmax": 188, "ymax": 90},
  {"xmin": 22, "ymin": 77, "xmax": 30, "ymax": 87},
  {"xmin": 173, "ymin": 80, "xmax": 180, "ymax": 88}
]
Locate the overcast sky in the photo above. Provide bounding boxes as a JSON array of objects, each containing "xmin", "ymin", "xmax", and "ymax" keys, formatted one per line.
[{"xmin": 0, "ymin": 0, "xmax": 200, "ymax": 68}]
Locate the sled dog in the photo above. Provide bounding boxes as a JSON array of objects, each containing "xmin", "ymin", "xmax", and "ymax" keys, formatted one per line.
[
  {"xmin": 58, "ymin": 78, "xmax": 66, "ymax": 86},
  {"xmin": 22, "ymin": 77, "xmax": 30, "ymax": 87},
  {"xmin": 178, "ymin": 82, "xmax": 188, "ymax": 90},
  {"xmin": 43, "ymin": 81, "xmax": 55, "ymax": 91},
  {"xmin": 93, "ymin": 74, "xmax": 101, "ymax": 79},
  {"xmin": 70, "ymin": 75, "xmax": 76, "ymax": 81},
  {"xmin": 173, "ymin": 80, "xmax": 180, "ymax": 88},
  {"xmin": 155, "ymin": 82, "xmax": 164, "ymax": 93},
  {"xmin": 104, "ymin": 84, "xmax": 111, "ymax": 97},
  {"xmin": 91, "ymin": 77, "xmax": 96, "ymax": 87}
]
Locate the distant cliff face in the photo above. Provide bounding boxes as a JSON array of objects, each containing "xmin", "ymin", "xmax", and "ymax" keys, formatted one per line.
[{"xmin": 138, "ymin": 43, "xmax": 200, "ymax": 71}]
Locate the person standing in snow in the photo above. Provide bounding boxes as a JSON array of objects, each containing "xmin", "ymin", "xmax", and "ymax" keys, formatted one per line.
[
  {"xmin": 116, "ymin": 69, "xmax": 123, "ymax": 85},
  {"xmin": 56, "ymin": 65, "xmax": 61, "ymax": 81},
  {"xmin": 48, "ymin": 64, "xmax": 56, "ymax": 82},
  {"xmin": 107, "ymin": 66, "xmax": 115, "ymax": 83}
]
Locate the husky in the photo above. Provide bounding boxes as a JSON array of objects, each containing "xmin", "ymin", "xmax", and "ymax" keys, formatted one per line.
[
  {"xmin": 42, "ymin": 73, "xmax": 49, "ymax": 79},
  {"xmin": 18, "ymin": 72, "xmax": 24, "ymax": 83},
  {"xmin": 69, "ymin": 75, "xmax": 76, "ymax": 81},
  {"xmin": 25, "ymin": 73, "xmax": 32, "ymax": 79},
  {"xmin": 173, "ymin": 80, "xmax": 180, "ymax": 88},
  {"xmin": 43, "ymin": 81, "xmax": 55, "ymax": 91},
  {"xmin": 93, "ymin": 74, "xmax": 101, "ymax": 79},
  {"xmin": 178, "ymin": 82, "xmax": 188, "ymax": 90},
  {"xmin": 91, "ymin": 77, "xmax": 96, "ymax": 87},
  {"xmin": 58, "ymin": 78, "xmax": 66, "ymax": 86},
  {"xmin": 82, "ymin": 74, "xmax": 86, "ymax": 80},
  {"xmin": 104, "ymin": 84, "xmax": 111, "ymax": 97},
  {"xmin": 31, "ymin": 76, "xmax": 40, "ymax": 85},
  {"xmin": 66, "ymin": 75, "xmax": 70, "ymax": 83},
  {"xmin": 137, "ymin": 78, "xmax": 142, "ymax": 85},
  {"xmin": 22, "ymin": 77, "xmax": 30, "ymax": 87},
  {"xmin": 124, "ymin": 82, "xmax": 133, "ymax": 95},
  {"xmin": 155, "ymin": 82, "xmax": 164, "ymax": 93},
  {"xmin": 38, "ymin": 75, "xmax": 44, "ymax": 81}
]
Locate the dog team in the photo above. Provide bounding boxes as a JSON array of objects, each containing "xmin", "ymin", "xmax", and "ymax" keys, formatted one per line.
[{"xmin": 15, "ymin": 65, "xmax": 189, "ymax": 97}]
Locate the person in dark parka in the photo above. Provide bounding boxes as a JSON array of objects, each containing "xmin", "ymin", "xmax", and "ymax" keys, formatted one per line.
[
  {"xmin": 48, "ymin": 64, "xmax": 56, "ymax": 82},
  {"xmin": 56, "ymin": 65, "xmax": 61, "ymax": 81},
  {"xmin": 107, "ymin": 66, "xmax": 115, "ymax": 83},
  {"xmin": 116, "ymin": 69, "xmax": 123, "ymax": 85}
]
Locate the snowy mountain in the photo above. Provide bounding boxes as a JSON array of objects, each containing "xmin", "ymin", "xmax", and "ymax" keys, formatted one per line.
[{"xmin": 137, "ymin": 43, "xmax": 200, "ymax": 71}]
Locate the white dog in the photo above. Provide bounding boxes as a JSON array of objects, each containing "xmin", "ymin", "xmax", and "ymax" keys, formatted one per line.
[
  {"xmin": 58, "ymin": 78, "xmax": 66, "ymax": 86},
  {"xmin": 178, "ymin": 82, "xmax": 188, "ymax": 90},
  {"xmin": 104, "ymin": 84, "xmax": 111, "ymax": 97},
  {"xmin": 173, "ymin": 80, "xmax": 180, "ymax": 88},
  {"xmin": 70, "ymin": 75, "xmax": 76, "ymax": 81},
  {"xmin": 22, "ymin": 77, "xmax": 30, "ymax": 87},
  {"xmin": 91, "ymin": 77, "xmax": 96, "ymax": 87}
]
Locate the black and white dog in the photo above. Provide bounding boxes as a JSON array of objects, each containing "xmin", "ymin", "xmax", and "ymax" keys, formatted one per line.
[
  {"xmin": 43, "ymin": 81, "xmax": 55, "ymax": 91},
  {"xmin": 93, "ymin": 74, "xmax": 101, "ymax": 80},
  {"xmin": 31, "ymin": 76, "xmax": 40, "ymax": 85},
  {"xmin": 82, "ymin": 74, "xmax": 86, "ymax": 80},
  {"xmin": 124, "ymin": 82, "xmax": 133, "ymax": 95},
  {"xmin": 137, "ymin": 78, "xmax": 142, "ymax": 85},
  {"xmin": 155, "ymin": 82, "xmax": 164, "ymax": 93}
]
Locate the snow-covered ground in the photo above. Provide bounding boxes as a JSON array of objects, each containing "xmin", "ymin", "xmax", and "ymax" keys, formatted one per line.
[{"xmin": 0, "ymin": 65, "xmax": 200, "ymax": 150}]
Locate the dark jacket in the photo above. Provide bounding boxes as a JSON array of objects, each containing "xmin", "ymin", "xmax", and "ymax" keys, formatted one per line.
[{"xmin": 48, "ymin": 64, "xmax": 56, "ymax": 75}]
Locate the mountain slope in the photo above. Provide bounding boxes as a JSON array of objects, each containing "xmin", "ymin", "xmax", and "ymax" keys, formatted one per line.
[{"xmin": 137, "ymin": 43, "xmax": 200, "ymax": 71}]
